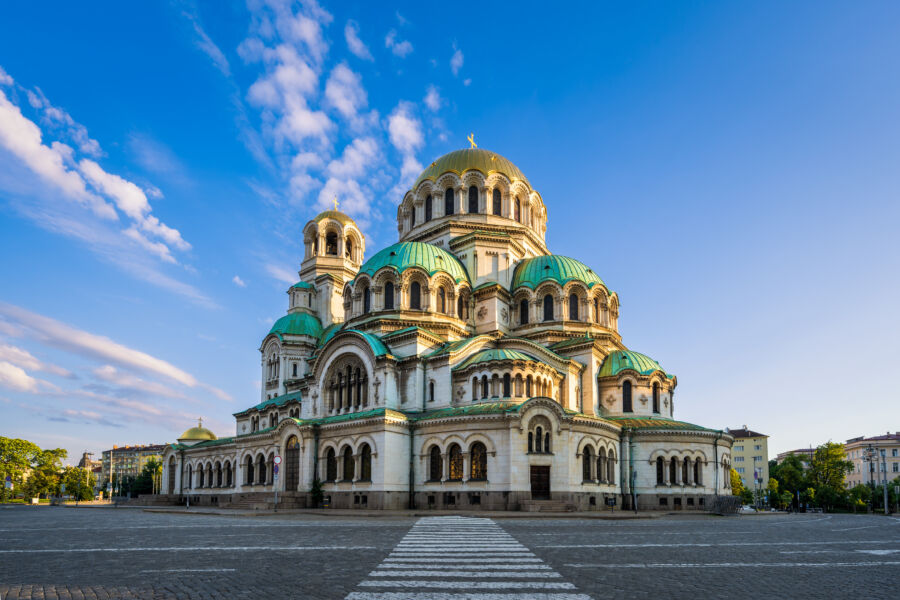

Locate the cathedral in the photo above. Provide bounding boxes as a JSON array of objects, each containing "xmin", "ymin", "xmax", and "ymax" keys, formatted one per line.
[{"xmin": 161, "ymin": 145, "xmax": 734, "ymax": 511}]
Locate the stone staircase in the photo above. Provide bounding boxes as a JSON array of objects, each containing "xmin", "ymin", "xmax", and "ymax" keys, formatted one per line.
[{"xmin": 519, "ymin": 499, "xmax": 576, "ymax": 512}]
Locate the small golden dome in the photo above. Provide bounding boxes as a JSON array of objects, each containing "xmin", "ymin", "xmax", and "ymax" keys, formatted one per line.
[{"xmin": 178, "ymin": 418, "xmax": 217, "ymax": 442}]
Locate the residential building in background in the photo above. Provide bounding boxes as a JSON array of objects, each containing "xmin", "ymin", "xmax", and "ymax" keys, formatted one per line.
[
  {"xmin": 100, "ymin": 444, "xmax": 166, "ymax": 484},
  {"xmin": 76, "ymin": 452, "xmax": 100, "ymax": 471},
  {"xmin": 727, "ymin": 426, "xmax": 769, "ymax": 490},
  {"xmin": 844, "ymin": 432, "xmax": 900, "ymax": 488},
  {"xmin": 776, "ymin": 447, "xmax": 816, "ymax": 465}
]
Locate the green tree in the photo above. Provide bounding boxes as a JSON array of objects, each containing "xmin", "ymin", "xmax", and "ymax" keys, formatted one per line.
[
  {"xmin": 0, "ymin": 437, "xmax": 42, "ymax": 501},
  {"xmin": 131, "ymin": 458, "xmax": 162, "ymax": 496},
  {"xmin": 60, "ymin": 466, "xmax": 96, "ymax": 501},
  {"xmin": 769, "ymin": 453, "xmax": 807, "ymax": 497},
  {"xmin": 848, "ymin": 484, "xmax": 871, "ymax": 512},
  {"xmin": 806, "ymin": 442, "xmax": 853, "ymax": 512},
  {"xmin": 766, "ymin": 477, "xmax": 780, "ymax": 507},
  {"xmin": 730, "ymin": 467, "xmax": 744, "ymax": 497}
]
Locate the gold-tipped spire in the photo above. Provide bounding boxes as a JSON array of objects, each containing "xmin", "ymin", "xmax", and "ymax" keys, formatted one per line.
[
  {"xmin": 198, "ymin": 417, "xmax": 203, "ymax": 428},
  {"xmin": 467, "ymin": 133, "xmax": 476, "ymax": 148},
  {"xmin": 332, "ymin": 196, "xmax": 339, "ymax": 211}
]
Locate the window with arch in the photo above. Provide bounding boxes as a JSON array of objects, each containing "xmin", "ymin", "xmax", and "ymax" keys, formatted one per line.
[
  {"xmin": 360, "ymin": 444, "xmax": 372, "ymax": 481},
  {"xmin": 186, "ymin": 464, "xmax": 192, "ymax": 489},
  {"xmin": 598, "ymin": 448, "xmax": 608, "ymax": 483},
  {"xmin": 410, "ymin": 281, "xmax": 422, "ymax": 309},
  {"xmin": 244, "ymin": 456, "xmax": 253, "ymax": 485},
  {"xmin": 656, "ymin": 457, "xmax": 665, "ymax": 485},
  {"xmin": 470, "ymin": 442, "xmax": 487, "ymax": 480},
  {"xmin": 457, "ymin": 295, "xmax": 465, "ymax": 319},
  {"xmin": 683, "ymin": 457, "xmax": 690, "ymax": 484},
  {"xmin": 444, "ymin": 188, "xmax": 455, "ymax": 215},
  {"xmin": 594, "ymin": 297, "xmax": 600, "ymax": 323},
  {"xmin": 471, "ymin": 377, "xmax": 478, "ymax": 401},
  {"xmin": 519, "ymin": 299, "xmax": 529, "ymax": 325},
  {"xmin": 285, "ymin": 436, "xmax": 300, "ymax": 491},
  {"xmin": 198, "ymin": 465, "xmax": 205, "ymax": 488},
  {"xmin": 468, "ymin": 186, "xmax": 478, "ymax": 213},
  {"xmin": 526, "ymin": 375, "xmax": 532, "ymax": 397},
  {"xmin": 438, "ymin": 287, "xmax": 446, "ymax": 313},
  {"xmin": 543, "ymin": 294, "xmax": 554, "ymax": 321},
  {"xmin": 325, "ymin": 448, "xmax": 337, "ymax": 482},
  {"xmin": 225, "ymin": 461, "xmax": 233, "ymax": 487},
  {"xmin": 582, "ymin": 447, "xmax": 594, "ymax": 481},
  {"xmin": 168, "ymin": 457, "xmax": 176, "ymax": 493},
  {"xmin": 481, "ymin": 375, "xmax": 489, "ymax": 399},
  {"xmin": 384, "ymin": 281, "xmax": 394, "ymax": 310},
  {"xmin": 425, "ymin": 195, "xmax": 432, "ymax": 221},
  {"xmin": 514, "ymin": 374, "xmax": 523, "ymax": 397},
  {"xmin": 527, "ymin": 431, "xmax": 534, "ymax": 453},
  {"xmin": 514, "ymin": 197, "xmax": 521, "ymax": 222},
  {"xmin": 669, "ymin": 457, "xmax": 678, "ymax": 485},
  {"xmin": 652, "ymin": 382, "xmax": 660, "ymax": 413},
  {"xmin": 535, "ymin": 426, "xmax": 544, "ymax": 452},
  {"xmin": 623, "ymin": 380, "xmax": 633, "ymax": 412},
  {"xmin": 694, "ymin": 459, "xmax": 702, "ymax": 485},
  {"xmin": 569, "ymin": 293, "xmax": 579, "ymax": 320},
  {"xmin": 325, "ymin": 232, "xmax": 338, "ymax": 255},
  {"xmin": 448, "ymin": 444, "xmax": 463, "ymax": 480},
  {"xmin": 429, "ymin": 381, "xmax": 435, "ymax": 403},
  {"xmin": 607, "ymin": 450, "xmax": 616, "ymax": 483},
  {"xmin": 410, "ymin": 206, "xmax": 416, "ymax": 230},
  {"xmin": 502, "ymin": 373, "xmax": 511, "ymax": 397},
  {"xmin": 492, "ymin": 188, "xmax": 501, "ymax": 215},
  {"xmin": 342, "ymin": 447, "xmax": 354, "ymax": 481},
  {"xmin": 345, "ymin": 237, "xmax": 353, "ymax": 259},
  {"xmin": 257, "ymin": 455, "xmax": 266, "ymax": 484},
  {"xmin": 429, "ymin": 446, "xmax": 442, "ymax": 481},
  {"xmin": 216, "ymin": 462, "xmax": 223, "ymax": 487}
]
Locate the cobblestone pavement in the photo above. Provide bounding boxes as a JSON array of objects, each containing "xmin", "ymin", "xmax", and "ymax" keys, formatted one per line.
[{"xmin": 0, "ymin": 507, "xmax": 898, "ymax": 599}]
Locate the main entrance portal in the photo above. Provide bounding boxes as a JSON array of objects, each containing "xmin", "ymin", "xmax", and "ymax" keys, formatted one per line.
[{"xmin": 530, "ymin": 465, "xmax": 550, "ymax": 499}]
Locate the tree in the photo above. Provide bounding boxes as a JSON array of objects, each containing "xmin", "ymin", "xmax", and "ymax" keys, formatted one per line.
[
  {"xmin": 60, "ymin": 466, "xmax": 96, "ymax": 501},
  {"xmin": 131, "ymin": 458, "xmax": 162, "ymax": 496},
  {"xmin": 806, "ymin": 442, "xmax": 853, "ymax": 512},
  {"xmin": 766, "ymin": 477, "xmax": 780, "ymax": 507},
  {"xmin": 0, "ymin": 437, "xmax": 41, "ymax": 501},
  {"xmin": 848, "ymin": 484, "xmax": 871, "ymax": 513},
  {"xmin": 730, "ymin": 468, "xmax": 744, "ymax": 497},
  {"xmin": 769, "ymin": 453, "xmax": 807, "ymax": 498}
]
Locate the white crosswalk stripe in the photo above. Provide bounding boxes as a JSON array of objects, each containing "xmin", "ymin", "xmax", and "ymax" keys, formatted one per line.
[{"xmin": 345, "ymin": 516, "xmax": 591, "ymax": 600}]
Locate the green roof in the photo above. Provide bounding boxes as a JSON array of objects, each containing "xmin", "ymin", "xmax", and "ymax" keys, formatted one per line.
[
  {"xmin": 356, "ymin": 241, "xmax": 469, "ymax": 284},
  {"xmin": 453, "ymin": 349, "xmax": 544, "ymax": 371},
  {"xmin": 292, "ymin": 281, "xmax": 314, "ymax": 289},
  {"xmin": 318, "ymin": 323, "xmax": 342, "ymax": 347},
  {"xmin": 318, "ymin": 328, "xmax": 391, "ymax": 358},
  {"xmin": 604, "ymin": 416, "xmax": 717, "ymax": 432},
  {"xmin": 414, "ymin": 148, "xmax": 530, "ymax": 188},
  {"xmin": 269, "ymin": 312, "xmax": 323, "ymax": 340},
  {"xmin": 511, "ymin": 255, "xmax": 605, "ymax": 291},
  {"xmin": 598, "ymin": 350, "xmax": 670, "ymax": 378},
  {"xmin": 234, "ymin": 390, "xmax": 302, "ymax": 417}
]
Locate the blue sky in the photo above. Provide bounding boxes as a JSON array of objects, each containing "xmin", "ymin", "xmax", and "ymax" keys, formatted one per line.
[{"xmin": 1, "ymin": 1, "xmax": 898, "ymax": 461}]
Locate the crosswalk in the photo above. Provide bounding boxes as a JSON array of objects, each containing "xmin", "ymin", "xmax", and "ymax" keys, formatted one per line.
[{"xmin": 345, "ymin": 516, "xmax": 592, "ymax": 600}]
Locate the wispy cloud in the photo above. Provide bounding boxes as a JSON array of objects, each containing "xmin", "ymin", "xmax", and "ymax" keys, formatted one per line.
[
  {"xmin": 451, "ymin": 45, "xmax": 464, "ymax": 76},
  {"xmin": 0, "ymin": 361, "xmax": 58, "ymax": 393},
  {"xmin": 265, "ymin": 264, "xmax": 297, "ymax": 286},
  {"xmin": 232, "ymin": 275, "xmax": 247, "ymax": 287},
  {"xmin": 424, "ymin": 85, "xmax": 442, "ymax": 112},
  {"xmin": 385, "ymin": 29, "xmax": 413, "ymax": 58},
  {"xmin": 0, "ymin": 342, "xmax": 73, "ymax": 377},
  {"xmin": 180, "ymin": 4, "xmax": 231, "ymax": 76},
  {"xmin": 344, "ymin": 20, "xmax": 373, "ymax": 61}
]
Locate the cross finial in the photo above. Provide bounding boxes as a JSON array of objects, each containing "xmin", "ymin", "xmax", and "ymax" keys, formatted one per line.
[
  {"xmin": 332, "ymin": 196, "xmax": 339, "ymax": 211},
  {"xmin": 467, "ymin": 133, "xmax": 476, "ymax": 148},
  {"xmin": 198, "ymin": 417, "xmax": 203, "ymax": 428}
]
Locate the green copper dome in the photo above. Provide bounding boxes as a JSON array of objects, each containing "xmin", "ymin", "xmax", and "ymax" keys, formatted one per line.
[
  {"xmin": 453, "ymin": 349, "xmax": 544, "ymax": 371},
  {"xmin": 598, "ymin": 350, "xmax": 669, "ymax": 378},
  {"xmin": 268, "ymin": 311, "xmax": 324, "ymax": 340},
  {"xmin": 414, "ymin": 148, "xmax": 530, "ymax": 189},
  {"xmin": 511, "ymin": 255, "xmax": 605, "ymax": 291},
  {"xmin": 356, "ymin": 241, "xmax": 469, "ymax": 284}
]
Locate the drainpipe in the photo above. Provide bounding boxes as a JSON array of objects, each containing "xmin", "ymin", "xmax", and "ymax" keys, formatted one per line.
[{"xmin": 408, "ymin": 422, "xmax": 416, "ymax": 509}]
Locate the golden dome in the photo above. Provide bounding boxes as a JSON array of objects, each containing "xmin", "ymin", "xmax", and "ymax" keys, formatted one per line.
[
  {"xmin": 178, "ymin": 418, "xmax": 217, "ymax": 442},
  {"xmin": 313, "ymin": 209, "xmax": 355, "ymax": 226},
  {"xmin": 414, "ymin": 148, "xmax": 530, "ymax": 189}
]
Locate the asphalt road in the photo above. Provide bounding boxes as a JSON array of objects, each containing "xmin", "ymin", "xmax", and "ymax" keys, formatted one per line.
[{"xmin": 0, "ymin": 506, "xmax": 898, "ymax": 599}]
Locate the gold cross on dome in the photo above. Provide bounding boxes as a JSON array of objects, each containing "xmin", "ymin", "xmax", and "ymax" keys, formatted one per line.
[
  {"xmin": 467, "ymin": 133, "xmax": 476, "ymax": 148},
  {"xmin": 333, "ymin": 196, "xmax": 339, "ymax": 211},
  {"xmin": 198, "ymin": 417, "xmax": 203, "ymax": 428}
]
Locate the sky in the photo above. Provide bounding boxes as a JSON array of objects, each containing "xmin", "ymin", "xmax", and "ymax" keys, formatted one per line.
[{"xmin": 0, "ymin": 1, "xmax": 898, "ymax": 463}]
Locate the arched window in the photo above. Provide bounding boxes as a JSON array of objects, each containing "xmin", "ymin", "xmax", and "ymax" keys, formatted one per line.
[
  {"xmin": 535, "ymin": 426, "xmax": 543, "ymax": 453},
  {"xmin": 384, "ymin": 281, "xmax": 394, "ymax": 310},
  {"xmin": 545, "ymin": 431, "xmax": 551, "ymax": 453},
  {"xmin": 216, "ymin": 462, "xmax": 222, "ymax": 487},
  {"xmin": 363, "ymin": 287, "xmax": 371, "ymax": 313},
  {"xmin": 683, "ymin": 457, "xmax": 690, "ymax": 484},
  {"xmin": 669, "ymin": 457, "xmax": 678, "ymax": 485},
  {"xmin": 410, "ymin": 281, "xmax": 421, "ymax": 309},
  {"xmin": 607, "ymin": 450, "xmax": 616, "ymax": 483},
  {"xmin": 470, "ymin": 442, "xmax": 487, "ymax": 480},
  {"xmin": 342, "ymin": 447, "xmax": 354, "ymax": 481},
  {"xmin": 429, "ymin": 381, "xmax": 435, "ymax": 403},
  {"xmin": 226, "ymin": 461, "xmax": 233, "ymax": 487},
  {"xmin": 569, "ymin": 294, "xmax": 578, "ymax": 320},
  {"xmin": 448, "ymin": 444, "xmax": 463, "ymax": 480},
  {"xmin": 325, "ymin": 448, "xmax": 337, "ymax": 482},
  {"xmin": 360, "ymin": 444, "xmax": 372, "ymax": 481},
  {"xmin": 514, "ymin": 374, "xmax": 523, "ymax": 397},
  {"xmin": 515, "ymin": 197, "xmax": 521, "ymax": 222},
  {"xmin": 345, "ymin": 237, "xmax": 353, "ymax": 259},
  {"xmin": 457, "ymin": 296, "xmax": 465, "ymax": 319},
  {"xmin": 425, "ymin": 195, "xmax": 432, "ymax": 221},
  {"xmin": 694, "ymin": 459, "xmax": 702, "ymax": 485},
  {"xmin": 468, "ymin": 186, "xmax": 478, "ymax": 213},
  {"xmin": 481, "ymin": 375, "xmax": 489, "ymax": 399},
  {"xmin": 429, "ymin": 446, "xmax": 442, "ymax": 481},
  {"xmin": 472, "ymin": 377, "xmax": 478, "ymax": 401},
  {"xmin": 594, "ymin": 297, "xmax": 600, "ymax": 323},
  {"xmin": 519, "ymin": 299, "xmax": 529, "ymax": 325},
  {"xmin": 500, "ymin": 373, "xmax": 509, "ymax": 397},
  {"xmin": 623, "ymin": 380, "xmax": 633, "ymax": 412},
  {"xmin": 652, "ymin": 382, "xmax": 660, "ymax": 413},
  {"xmin": 526, "ymin": 375, "xmax": 532, "ymax": 397},
  {"xmin": 444, "ymin": 188, "xmax": 454, "ymax": 215},
  {"xmin": 186, "ymin": 464, "xmax": 192, "ymax": 489},
  {"xmin": 410, "ymin": 206, "xmax": 416, "ymax": 230},
  {"xmin": 198, "ymin": 465, "xmax": 205, "ymax": 488},
  {"xmin": 257, "ymin": 455, "xmax": 266, "ymax": 484},
  {"xmin": 167, "ymin": 457, "xmax": 176, "ymax": 493},
  {"xmin": 543, "ymin": 294, "xmax": 554, "ymax": 321},
  {"xmin": 438, "ymin": 288, "xmax": 446, "ymax": 313},
  {"xmin": 598, "ymin": 448, "xmax": 607, "ymax": 483},
  {"xmin": 244, "ymin": 456, "xmax": 253, "ymax": 485},
  {"xmin": 492, "ymin": 188, "xmax": 501, "ymax": 215},
  {"xmin": 527, "ymin": 432, "xmax": 534, "ymax": 452},
  {"xmin": 582, "ymin": 447, "xmax": 594, "ymax": 481},
  {"xmin": 285, "ymin": 435, "xmax": 300, "ymax": 491},
  {"xmin": 656, "ymin": 457, "xmax": 664, "ymax": 485},
  {"xmin": 325, "ymin": 232, "xmax": 338, "ymax": 255}
]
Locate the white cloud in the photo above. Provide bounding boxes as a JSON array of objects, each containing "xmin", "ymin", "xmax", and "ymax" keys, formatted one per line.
[
  {"xmin": 327, "ymin": 137, "xmax": 378, "ymax": 179},
  {"xmin": 232, "ymin": 275, "xmax": 247, "ymax": 287},
  {"xmin": 181, "ymin": 8, "xmax": 231, "ymax": 76},
  {"xmin": 317, "ymin": 177, "xmax": 371, "ymax": 220},
  {"xmin": 0, "ymin": 302, "xmax": 199, "ymax": 387},
  {"xmin": 451, "ymin": 47, "xmax": 464, "ymax": 76},
  {"xmin": 344, "ymin": 20, "xmax": 372, "ymax": 61},
  {"xmin": 265, "ymin": 264, "xmax": 297, "ymax": 285},
  {"xmin": 424, "ymin": 85, "xmax": 442, "ymax": 112},
  {"xmin": 92, "ymin": 364, "xmax": 187, "ymax": 400},
  {"xmin": 324, "ymin": 63, "xmax": 367, "ymax": 120},
  {"xmin": 387, "ymin": 101, "xmax": 424, "ymax": 155},
  {"xmin": 0, "ymin": 65, "xmax": 13, "ymax": 86},
  {"xmin": 0, "ymin": 343, "xmax": 72, "ymax": 377},
  {"xmin": 0, "ymin": 89, "xmax": 116, "ymax": 220},
  {"xmin": 0, "ymin": 361, "xmax": 41, "ymax": 393},
  {"xmin": 385, "ymin": 30, "xmax": 413, "ymax": 58},
  {"xmin": 25, "ymin": 87, "xmax": 103, "ymax": 157},
  {"xmin": 463, "ymin": 78, "xmax": 471, "ymax": 87}
]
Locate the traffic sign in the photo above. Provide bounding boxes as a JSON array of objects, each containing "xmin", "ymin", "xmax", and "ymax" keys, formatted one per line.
[
  {"xmin": 60, "ymin": 484, "xmax": 66, "ymax": 493},
  {"xmin": 274, "ymin": 456, "xmax": 282, "ymax": 465},
  {"xmin": 274, "ymin": 464, "xmax": 279, "ymax": 474}
]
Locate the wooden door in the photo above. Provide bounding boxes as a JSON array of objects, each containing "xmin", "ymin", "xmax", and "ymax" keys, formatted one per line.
[{"xmin": 530, "ymin": 465, "xmax": 550, "ymax": 499}]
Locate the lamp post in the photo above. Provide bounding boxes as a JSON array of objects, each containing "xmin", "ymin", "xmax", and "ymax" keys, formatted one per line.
[{"xmin": 881, "ymin": 449, "xmax": 890, "ymax": 516}]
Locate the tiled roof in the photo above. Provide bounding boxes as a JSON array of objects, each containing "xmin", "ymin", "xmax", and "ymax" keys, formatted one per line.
[
  {"xmin": 268, "ymin": 311, "xmax": 323, "ymax": 340},
  {"xmin": 605, "ymin": 416, "xmax": 720, "ymax": 433},
  {"xmin": 598, "ymin": 350, "xmax": 671, "ymax": 378},
  {"xmin": 355, "ymin": 241, "xmax": 469, "ymax": 284},
  {"xmin": 727, "ymin": 427, "xmax": 768, "ymax": 438},
  {"xmin": 511, "ymin": 255, "xmax": 605, "ymax": 291},
  {"xmin": 453, "ymin": 349, "xmax": 544, "ymax": 371},
  {"xmin": 233, "ymin": 390, "xmax": 303, "ymax": 417}
]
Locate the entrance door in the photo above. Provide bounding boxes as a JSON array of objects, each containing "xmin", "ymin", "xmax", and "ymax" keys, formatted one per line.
[{"xmin": 530, "ymin": 465, "xmax": 550, "ymax": 500}]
